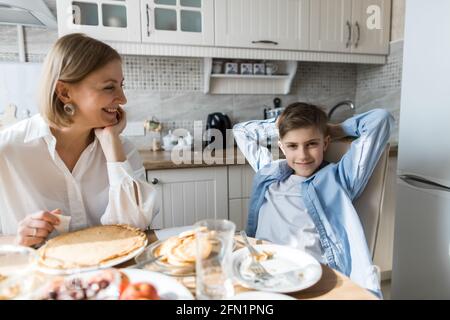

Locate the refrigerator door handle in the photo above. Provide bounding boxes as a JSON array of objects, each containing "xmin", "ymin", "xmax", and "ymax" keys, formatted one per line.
[{"xmin": 399, "ymin": 175, "xmax": 450, "ymax": 192}]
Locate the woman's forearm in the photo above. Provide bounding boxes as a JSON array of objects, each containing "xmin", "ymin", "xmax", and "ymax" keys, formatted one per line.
[{"xmin": 100, "ymin": 134, "xmax": 126, "ymax": 162}]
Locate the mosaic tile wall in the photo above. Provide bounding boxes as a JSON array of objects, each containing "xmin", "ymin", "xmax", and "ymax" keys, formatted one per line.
[
  {"xmin": 0, "ymin": 53, "xmax": 47, "ymax": 63},
  {"xmin": 122, "ymin": 56, "xmax": 203, "ymax": 91},
  {"xmin": 355, "ymin": 40, "xmax": 404, "ymax": 144}
]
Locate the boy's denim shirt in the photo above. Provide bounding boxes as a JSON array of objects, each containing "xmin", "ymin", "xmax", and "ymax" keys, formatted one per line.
[{"xmin": 233, "ymin": 109, "xmax": 394, "ymax": 297}]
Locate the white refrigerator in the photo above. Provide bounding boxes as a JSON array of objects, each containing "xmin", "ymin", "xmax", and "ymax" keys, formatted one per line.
[{"xmin": 391, "ymin": 0, "xmax": 450, "ymax": 299}]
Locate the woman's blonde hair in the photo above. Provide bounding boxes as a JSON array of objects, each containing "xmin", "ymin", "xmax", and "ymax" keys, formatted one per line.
[{"xmin": 38, "ymin": 33, "xmax": 121, "ymax": 127}]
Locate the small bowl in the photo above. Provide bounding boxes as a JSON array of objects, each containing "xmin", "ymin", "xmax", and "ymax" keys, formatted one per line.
[{"xmin": 135, "ymin": 240, "xmax": 195, "ymax": 277}]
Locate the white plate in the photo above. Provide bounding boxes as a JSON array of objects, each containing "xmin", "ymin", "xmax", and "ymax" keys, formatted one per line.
[
  {"xmin": 33, "ymin": 268, "xmax": 194, "ymax": 300},
  {"xmin": 120, "ymin": 269, "xmax": 194, "ymax": 300},
  {"xmin": 232, "ymin": 244, "xmax": 322, "ymax": 293},
  {"xmin": 231, "ymin": 291, "xmax": 296, "ymax": 300},
  {"xmin": 37, "ymin": 239, "xmax": 148, "ymax": 275}
]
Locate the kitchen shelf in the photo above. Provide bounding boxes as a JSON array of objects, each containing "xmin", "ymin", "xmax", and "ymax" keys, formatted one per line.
[
  {"xmin": 203, "ymin": 58, "xmax": 297, "ymax": 94},
  {"xmin": 210, "ymin": 74, "xmax": 290, "ymax": 79}
]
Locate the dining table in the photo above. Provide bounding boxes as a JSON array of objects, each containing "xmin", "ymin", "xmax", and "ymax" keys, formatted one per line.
[
  {"xmin": 118, "ymin": 230, "xmax": 379, "ymax": 300},
  {"xmin": 0, "ymin": 230, "xmax": 378, "ymax": 300}
]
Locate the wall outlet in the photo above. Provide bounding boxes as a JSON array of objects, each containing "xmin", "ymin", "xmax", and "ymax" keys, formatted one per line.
[{"xmin": 122, "ymin": 121, "xmax": 145, "ymax": 136}]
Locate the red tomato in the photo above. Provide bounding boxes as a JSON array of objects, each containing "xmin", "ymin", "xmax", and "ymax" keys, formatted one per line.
[
  {"xmin": 120, "ymin": 282, "xmax": 159, "ymax": 300},
  {"xmin": 118, "ymin": 271, "xmax": 130, "ymax": 294}
]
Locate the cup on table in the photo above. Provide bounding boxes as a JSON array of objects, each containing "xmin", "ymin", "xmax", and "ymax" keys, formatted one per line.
[{"xmin": 194, "ymin": 219, "xmax": 236, "ymax": 300}]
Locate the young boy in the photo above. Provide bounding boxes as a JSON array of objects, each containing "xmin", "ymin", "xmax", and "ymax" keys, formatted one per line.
[{"xmin": 233, "ymin": 103, "xmax": 394, "ymax": 297}]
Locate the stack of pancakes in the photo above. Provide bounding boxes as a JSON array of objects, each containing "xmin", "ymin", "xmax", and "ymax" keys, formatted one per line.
[
  {"xmin": 38, "ymin": 225, "xmax": 147, "ymax": 270},
  {"xmin": 153, "ymin": 227, "xmax": 213, "ymax": 273}
]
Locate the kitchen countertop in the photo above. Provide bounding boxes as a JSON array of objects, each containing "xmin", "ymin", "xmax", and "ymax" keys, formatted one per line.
[
  {"xmin": 140, "ymin": 144, "xmax": 398, "ymax": 171},
  {"xmin": 139, "ymin": 147, "xmax": 248, "ymax": 170}
]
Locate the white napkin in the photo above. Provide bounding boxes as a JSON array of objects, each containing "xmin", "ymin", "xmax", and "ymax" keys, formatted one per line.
[{"xmin": 50, "ymin": 213, "xmax": 71, "ymax": 234}]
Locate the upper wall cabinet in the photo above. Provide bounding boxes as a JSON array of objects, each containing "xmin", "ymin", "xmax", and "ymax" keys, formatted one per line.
[
  {"xmin": 310, "ymin": 0, "xmax": 391, "ymax": 54},
  {"xmin": 214, "ymin": 0, "xmax": 310, "ymax": 50},
  {"xmin": 141, "ymin": 0, "xmax": 214, "ymax": 45},
  {"xmin": 56, "ymin": 0, "xmax": 391, "ymax": 61},
  {"xmin": 57, "ymin": 0, "xmax": 141, "ymax": 42},
  {"xmin": 350, "ymin": 0, "xmax": 391, "ymax": 55},
  {"xmin": 310, "ymin": 0, "xmax": 352, "ymax": 53}
]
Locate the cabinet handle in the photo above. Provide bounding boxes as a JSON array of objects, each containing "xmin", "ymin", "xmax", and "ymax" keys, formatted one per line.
[
  {"xmin": 346, "ymin": 20, "xmax": 352, "ymax": 48},
  {"xmin": 251, "ymin": 40, "xmax": 279, "ymax": 45},
  {"xmin": 146, "ymin": 4, "xmax": 150, "ymax": 37},
  {"xmin": 354, "ymin": 21, "xmax": 360, "ymax": 48},
  {"xmin": 151, "ymin": 178, "xmax": 159, "ymax": 185}
]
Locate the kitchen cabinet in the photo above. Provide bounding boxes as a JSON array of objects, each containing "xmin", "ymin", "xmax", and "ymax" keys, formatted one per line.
[
  {"xmin": 147, "ymin": 166, "xmax": 228, "ymax": 229},
  {"xmin": 56, "ymin": 0, "xmax": 141, "ymax": 42},
  {"xmin": 228, "ymin": 164, "xmax": 255, "ymax": 231},
  {"xmin": 310, "ymin": 0, "xmax": 352, "ymax": 53},
  {"xmin": 56, "ymin": 0, "xmax": 390, "ymax": 63},
  {"xmin": 141, "ymin": 0, "xmax": 214, "ymax": 46},
  {"xmin": 350, "ymin": 0, "xmax": 391, "ymax": 55},
  {"xmin": 214, "ymin": 0, "xmax": 310, "ymax": 50},
  {"xmin": 310, "ymin": 0, "xmax": 391, "ymax": 54}
]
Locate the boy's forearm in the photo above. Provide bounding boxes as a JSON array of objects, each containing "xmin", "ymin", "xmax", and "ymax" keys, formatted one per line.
[
  {"xmin": 233, "ymin": 118, "xmax": 278, "ymax": 172},
  {"xmin": 340, "ymin": 109, "xmax": 394, "ymax": 139}
]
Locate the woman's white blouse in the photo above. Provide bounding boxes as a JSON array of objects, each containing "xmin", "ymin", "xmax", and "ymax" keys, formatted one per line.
[{"xmin": 0, "ymin": 115, "xmax": 159, "ymax": 235}]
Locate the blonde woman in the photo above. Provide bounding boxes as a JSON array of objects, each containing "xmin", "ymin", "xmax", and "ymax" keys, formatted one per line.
[{"xmin": 0, "ymin": 33, "xmax": 159, "ymax": 247}]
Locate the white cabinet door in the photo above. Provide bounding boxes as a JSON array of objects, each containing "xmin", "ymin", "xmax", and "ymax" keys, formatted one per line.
[
  {"xmin": 228, "ymin": 165, "xmax": 255, "ymax": 231},
  {"xmin": 310, "ymin": 0, "xmax": 391, "ymax": 54},
  {"xmin": 310, "ymin": 0, "xmax": 352, "ymax": 52},
  {"xmin": 350, "ymin": 0, "xmax": 391, "ymax": 55},
  {"xmin": 147, "ymin": 166, "xmax": 228, "ymax": 229},
  {"xmin": 229, "ymin": 198, "xmax": 249, "ymax": 231},
  {"xmin": 57, "ymin": 0, "xmax": 141, "ymax": 42},
  {"xmin": 228, "ymin": 165, "xmax": 255, "ymax": 199},
  {"xmin": 141, "ymin": 0, "xmax": 214, "ymax": 45},
  {"xmin": 215, "ymin": 0, "xmax": 309, "ymax": 50}
]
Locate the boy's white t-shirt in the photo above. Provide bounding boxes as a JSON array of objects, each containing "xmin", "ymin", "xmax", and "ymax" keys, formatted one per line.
[{"xmin": 255, "ymin": 174, "xmax": 326, "ymax": 264}]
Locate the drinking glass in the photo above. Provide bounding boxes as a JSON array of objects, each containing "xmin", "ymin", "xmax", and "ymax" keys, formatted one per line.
[{"xmin": 195, "ymin": 219, "xmax": 235, "ymax": 300}]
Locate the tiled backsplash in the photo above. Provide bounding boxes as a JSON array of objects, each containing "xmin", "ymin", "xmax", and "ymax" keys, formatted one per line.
[
  {"xmin": 0, "ymin": 53, "xmax": 47, "ymax": 63},
  {"xmin": 355, "ymin": 40, "xmax": 404, "ymax": 144},
  {"xmin": 123, "ymin": 56, "xmax": 203, "ymax": 91}
]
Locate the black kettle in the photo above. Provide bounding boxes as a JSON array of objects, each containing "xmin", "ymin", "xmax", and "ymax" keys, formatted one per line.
[
  {"xmin": 264, "ymin": 97, "xmax": 284, "ymax": 119},
  {"xmin": 205, "ymin": 112, "xmax": 232, "ymax": 149}
]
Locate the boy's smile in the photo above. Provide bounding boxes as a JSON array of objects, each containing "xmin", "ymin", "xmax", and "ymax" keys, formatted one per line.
[{"xmin": 279, "ymin": 126, "xmax": 330, "ymax": 177}]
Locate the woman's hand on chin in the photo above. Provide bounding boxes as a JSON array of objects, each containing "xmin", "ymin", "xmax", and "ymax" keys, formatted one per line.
[
  {"xmin": 95, "ymin": 107, "xmax": 127, "ymax": 162},
  {"xmin": 95, "ymin": 106, "xmax": 127, "ymax": 140}
]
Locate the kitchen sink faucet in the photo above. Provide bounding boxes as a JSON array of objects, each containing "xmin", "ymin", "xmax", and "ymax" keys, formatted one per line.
[{"xmin": 328, "ymin": 100, "xmax": 355, "ymax": 121}]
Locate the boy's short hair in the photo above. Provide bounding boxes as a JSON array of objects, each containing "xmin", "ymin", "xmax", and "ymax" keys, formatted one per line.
[{"xmin": 277, "ymin": 102, "xmax": 328, "ymax": 139}]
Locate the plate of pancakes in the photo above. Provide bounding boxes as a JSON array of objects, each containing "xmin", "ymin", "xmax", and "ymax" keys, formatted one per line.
[
  {"xmin": 135, "ymin": 227, "xmax": 220, "ymax": 277},
  {"xmin": 37, "ymin": 225, "xmax": 148, "ymax": 275}
]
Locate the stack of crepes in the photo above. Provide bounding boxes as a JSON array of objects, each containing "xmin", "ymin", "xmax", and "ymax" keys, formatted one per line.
[
  {"xmin": 153, "ymin": 227, "xmax": 213, "ymax": 273},
  {"xmin": 38, "ymin": 225, "xmax": 147, "ymax": 270}
]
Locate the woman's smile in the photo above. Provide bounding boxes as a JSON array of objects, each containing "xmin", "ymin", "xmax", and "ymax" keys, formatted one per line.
[{"xmin": 101, "ymin": 107, "xmax": 119, "ymax": 122}]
